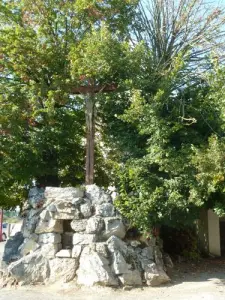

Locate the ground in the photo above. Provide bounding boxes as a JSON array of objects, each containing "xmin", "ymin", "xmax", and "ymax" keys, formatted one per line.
[{"xmin": 0, "ymin": 242, "xmax": 225, "ymax": 300}]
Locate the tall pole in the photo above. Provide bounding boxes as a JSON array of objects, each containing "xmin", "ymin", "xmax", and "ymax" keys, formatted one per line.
[{"xmin": 0, "ymin": 209, "xmax": 3, "ymax": 242}]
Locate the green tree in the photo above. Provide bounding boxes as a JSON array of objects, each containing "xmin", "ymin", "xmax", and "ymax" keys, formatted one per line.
[
  {"xmin": 102, "ymin": 0, "xmax": 225, "ymax": 232},
  {"xmin": 0, "ymin": 0, "xmax": 137, "ymax": 207}
]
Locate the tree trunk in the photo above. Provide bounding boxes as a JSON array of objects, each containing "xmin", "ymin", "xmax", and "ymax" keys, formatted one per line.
[{"xmin": 85, "ymin": 94, "xmax": 95, "ymax": 185}]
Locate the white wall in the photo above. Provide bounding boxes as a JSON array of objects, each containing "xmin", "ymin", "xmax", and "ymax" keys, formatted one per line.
[{"xmin": 208, "ymin": 209, "xmax": 221, "ymax": 256}]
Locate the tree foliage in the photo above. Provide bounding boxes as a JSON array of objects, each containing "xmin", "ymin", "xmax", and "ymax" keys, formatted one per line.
[
  {"xmin": 0, "ymin": 0, "xmax": 137, "ymax": 206},
  {"xmin": 104, "ymin": 0, "xmax": 225, "ymax": 231},
  {"xmin": 1, "ymin": 0, "xmax": 225, "ymax": 236}
]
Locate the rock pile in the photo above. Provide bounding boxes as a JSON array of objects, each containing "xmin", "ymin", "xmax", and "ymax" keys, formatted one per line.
[{"xmin": 2, "ymin": 185, "xmax": 171, "ymax": 287}]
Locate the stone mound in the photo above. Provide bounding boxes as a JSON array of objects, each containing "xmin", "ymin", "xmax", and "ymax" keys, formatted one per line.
[{"xmin": 2, "ymin": 185, "xmax": 171, "ymax": 287}]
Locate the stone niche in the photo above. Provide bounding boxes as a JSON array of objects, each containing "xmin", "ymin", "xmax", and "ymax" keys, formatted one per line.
[
  {"xmin": 62, "ymin": 220, "xmax": 74, "ymax": 250},
  {"xmin": 2, "ymin": 185, "xmax": 171, "ymax": 287}
]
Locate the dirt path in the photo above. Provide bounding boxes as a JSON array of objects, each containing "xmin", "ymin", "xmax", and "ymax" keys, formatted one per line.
[
  {"xmin": 0, "ymin": 241, "xmax": 224, "ymax": 300},
  {"xmin": 0, "ymin": 278, "xmax": 224, "ymax": 300}
]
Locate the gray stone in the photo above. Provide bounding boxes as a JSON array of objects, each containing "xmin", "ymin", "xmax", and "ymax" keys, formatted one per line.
[
  {"xmin": 29, "ymin": 233, "xmax": 39, "ymax": 242},
  {"xmin": 71, "ymin": 219, "xmax": 87, "ymax": 232},
  {"xmin": 6, "ymin": 184, "xmax": 170, "ymax": 287},
  {"xmin": 163, "ymin": 253, "xmax": 174, "ymax": 269},
  {"xmin": 154, "ymin": 245, "xmax": 165, "ymax": 269},
  {"xmin": 95, "ymin": 243, "xmax": 108, "ymax": 258},
  {"xmin": 141, "ymin": 247, "xmax": 154, "ymax": 261},
  {"xmin": 103, "ymin": 218, "xmax": 126, "ymax": 239},
  {"xmin": 85, "ymin": 185, "xmax": 112, "ymax": 205},
  {"xmin": 3, "ymin": 232, "xmax": 24, "ymax": 263},
  {"xmin": 47, "ymin": 204, "xmax": 57, "ymax": 212},
  {"xmin": 8, "ymin": 251, "xmax": 50, "ymax": 284},
  {"xmin": 76, "ymin": 246, "xmax": 118, "ymax": 286},
  {"xmin": 137, "ymin": 247, "xmax": 154, "ymax": 271},
  {"xmin": 22, "ymin": 227, "xmax": 32, "ymax": 239},
  {"xmin": 118, "ymin": 270, "xmax": 142, "ymax": 286},
  {"xmin": 55, "ymin": 200, "xmax": 74, "ymax": 212},
  {"xmin": 112, "ymin": 251, "xmax": 129, "ymax": 275},
  {"xmin": 85, "ymin": 185, "xmax": 102, "ymax": 203},
  {"xmin": 72, "ymin": 245, "xmax": 82, "ymax": 258},
  {"xmin": 40, "ymin": 243, "xmax": 62, "ymax": 258},
  {"xmin": 86, "ymin": 217, "xmax": 104, "ymax": 234},
  {"xmin": 28, "ymin": 187, "xmax": 45, "ymax": 209},
  {"xmin": 55, "ymin": 249, "xmax": 72, "ymax": 258},
  {"xmin": 95, "ymin": 203, "xmax": 115, "ymax": 217},
  {"xmin": 107, "ymin": 236, "xmax": 128, "ymax": 256},
  {"xmin": 73, "ymin": 233, "xmax": 97, "ymax": 245},
  {"xmin": 35, "ymin": 219, "xmax": 63, "ymax": 234},
  {"xmin": 72, "ymin": 197, "xmax": 84, "ymax": 206},
  {"xmin": 100, "ymin": 193, "xmax": 112, "ymax": 204},
  {"xmin": 49, "ymin": 258, "xmax": 78, "ymax": 283},
  {"xmin": 45, "ymin": 187, "xmax": 84, "ymax": 201},
  {"xmin": 22, "ymin": 209, "xmax": 40, "ymax": 237},
  {"xmin": 144, "ymin": 263, "xmax": 170, "ymax": 286},
  {"xmin": 80, "ymin": 202, "xmax": 93, "ymax": 218},
  {"xmin": 39, "ymin": 210, "xmax": 50, "ymax": 221},
  {"xmin": 19, "ymin": 238, "xmax": 40, "ymax": 256},
  {"xmin": 38, "ymin": 233, "xmax": 61, "ymax": 244},
  {"xmin": 53, "ymin": 209, "xmax": 80, "ymax": 220}
]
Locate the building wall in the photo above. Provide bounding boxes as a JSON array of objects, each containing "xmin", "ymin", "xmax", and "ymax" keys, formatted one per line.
[
  {"xmin": 196, "ymin": 209, "xmax": 209, "ymax": 254},
  {"xmin": 208, "ymin": 209, "xmax": 221, "ymax": 256},
  {"xmin": 197, "ymin": 209, "xmax": 221, "ymax": 256}
]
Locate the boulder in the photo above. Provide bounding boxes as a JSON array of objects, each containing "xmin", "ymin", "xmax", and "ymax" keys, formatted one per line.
[
  {"xmin": 19, "ymin": 238, "xmax": 40, "ymax": 256},
  {"xmin": 73, "ymin": 233, "xmax": 97, "ymax": 245},
  {"xmin": 49, "ymin": 258, "xmax": 78, "ymax": 283},
  {"xmin": 28, "ymin": 187, "xmax": 45, "ymax": 209},
  {"xmin": 3, "ymin": 232, "xmax": 24, "ymax": 264},
  {"xmin": 76, "ymin": 246, "xmax": 118, "ymax": 286},
  {"xmin": 144, "ymin": 263, "xmax": 170, "ymax": 286},
  {"xmin": 39, "ymin": 210, "xmax": 51, "ymax": 221},
  {"xmin": 118, "ymin": 270, "xmax": 142, "ymax": 286},
  {"xmin": 71, "ymin": 197, "xmax": 84, "ymax": 206},
  {"xmin": 71, "ymin": 219, "xmax": 87, "ymax": 232},
  {"xmin": 111, "ymin": 251, "xmax": 129, "ymax": 275},
  {"xmin": 95, "ymin": 203, "xmax": 115, "ymax": 217},
  {"xmin": 22, "ymin": 209, "xmax": 41, "ymax": 237},
  {"xmin": 85, "ymin": 185, "xmax": 112, "ymax": 205},
  {"xmin": 8, "ymin": 251, "xmax": 50, "ymax": 284},
  {"xmin": 163, "ymin": 253, "xmax": 174, "ymax": 269},
  {"xmin": 103, "ymin": 218, "xmax": 126, "ymax": 239},
  {"xmin": 136, "ymin": 246, "xmax": 154, "ymax": 271},
  {"xmin": 35, "ymin": 219, "xmax": 63, "ymax": 234},
  {"xmin": 55, "ymin": 200, "xmax": 74, "ymax": 212},
  {"xmin": 86, "ymin": 217, "xmax": 104, "ymax": 234},
  {"xmin": 95, "ymin": 243, "xmax": 108, "ymax": 258},
  {"xmin": 55, "ymin": 249, "xmax": 72, "ymax": 258},
  {"xmin": 80, "ymin": 202, "xmax": 93, "ymax": 218},
  {"xmin": 40, "ymin": 243, "xmax": 62, "ymax": 258},
  {"xmin": 154, "ymin": 245, "xmax": 165, "ymax": 269},
  {"xmin": 53, "ymin": 209, "xmax": 80, "ymax": 220},
  {"xmin": 45, "ymin": 187, "xmax": 84, "ymax": 201},
  {"xmin": 47, "ymin": 204, "xmax": 57, "ymax": 212},
  {"xmin": 72, "ymin": 245, "xmax": 82, "ymax": 258},
  {"xmin": 107, "ymin": 236, "xmax": 128, "ymax": 256},
  {"xmin": 38, "ymin": 233, "xmax": 61, "ymax": 244}
]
